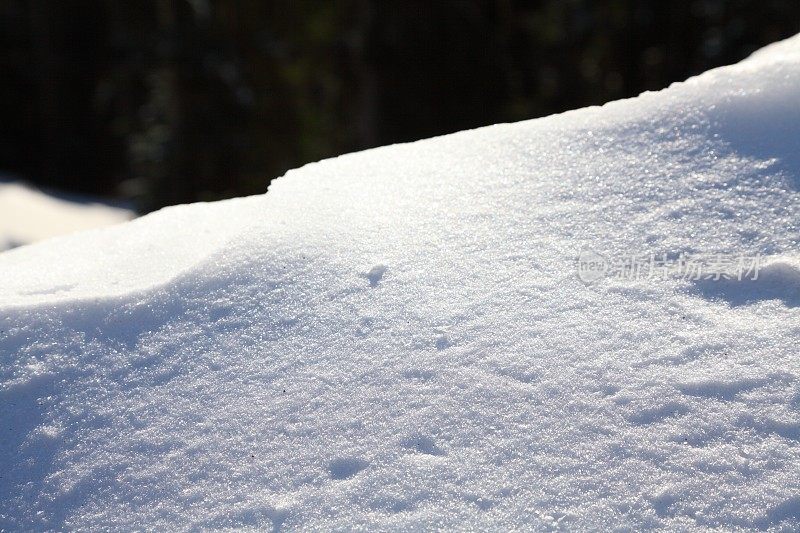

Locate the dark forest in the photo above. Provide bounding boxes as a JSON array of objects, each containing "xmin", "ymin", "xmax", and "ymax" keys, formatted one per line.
[{"xmin": 1, "ymin": 0, "xmax": 798, "ymax": 211}]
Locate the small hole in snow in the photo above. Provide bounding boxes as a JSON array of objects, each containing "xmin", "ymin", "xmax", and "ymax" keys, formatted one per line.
[
  {"xmin": 435, "ymin": 334, "xmax": 452, "ymax": 350},
  {"xmin": 328, "ymin": 457, "xmax": 369, "ymax": 480},
  {"xmin": 364, "ymin": 265, "xmax": 387, "ymax": 287}
]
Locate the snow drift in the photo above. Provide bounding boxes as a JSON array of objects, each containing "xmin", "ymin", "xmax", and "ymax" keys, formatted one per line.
[
  {"xmin": 2, "ymin": 36, "xmax": 800, "ymax": 530},
  {"xmin": 0, "ymin": 180, "xmax": 133, "ymax": 252}
]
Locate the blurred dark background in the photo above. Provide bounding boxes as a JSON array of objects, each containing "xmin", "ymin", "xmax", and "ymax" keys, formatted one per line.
[{"xmin": 1, "ymin": 0, "xmax": 799, "ymax": 213}]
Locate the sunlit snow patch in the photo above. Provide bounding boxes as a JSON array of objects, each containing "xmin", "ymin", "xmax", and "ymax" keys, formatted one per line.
[{"xmin": 2, "ymin": 34, "xmax": 800, "ymax": 531}]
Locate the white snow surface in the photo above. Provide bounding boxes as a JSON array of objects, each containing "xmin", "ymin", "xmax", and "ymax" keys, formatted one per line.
[
  {"xmin": 0, "ymin": 181, "xmax": 133, "ymax": 253},
  {"xmin": 2, "ymin": 36, "xmax": 800, "ymax": 531}
]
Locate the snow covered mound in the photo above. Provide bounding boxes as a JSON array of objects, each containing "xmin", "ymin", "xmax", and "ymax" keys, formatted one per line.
[
  {"xmin": 0, "ymin": 180, "xmax": 134, "ymax": 252},
  {"xmin": 2, "ymin": 36, "xmax": 800, "ymax": 531}
]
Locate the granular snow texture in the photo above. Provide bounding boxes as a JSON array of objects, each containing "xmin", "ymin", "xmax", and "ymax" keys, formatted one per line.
[{"xmin": 1, "ymin": 36, "xmax": 800, "ymax": 531}]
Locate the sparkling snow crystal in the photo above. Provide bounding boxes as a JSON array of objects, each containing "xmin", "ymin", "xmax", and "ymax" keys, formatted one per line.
[{"xmin": 2, "ymin": 35, "xmax": 800, "ymax": 530}]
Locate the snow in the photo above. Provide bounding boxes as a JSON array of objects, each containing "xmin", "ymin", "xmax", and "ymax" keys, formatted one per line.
[
  {"xmin": 2, "ymin": 35, "xmax": 800, "ymax": 530},
  {"xmin": 0, "ymin": 180, "xmax": 133, "ymax": 252}
]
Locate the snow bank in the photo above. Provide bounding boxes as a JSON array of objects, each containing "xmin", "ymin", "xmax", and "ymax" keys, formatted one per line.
[
  {"xmin": 0, "ymin": 181, "xmax": 133, "ymax": 252},
  {"xmin": 2, "ymin": 35, "xmax": 800, "ymax": 530}
]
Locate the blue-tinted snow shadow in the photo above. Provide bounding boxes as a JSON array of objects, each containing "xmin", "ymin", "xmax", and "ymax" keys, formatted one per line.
[
  {"xmin": 708, "ymin": 85, "xmax": 800, "ymax": 190},
  {"xmin": 689, "ymin": 261, "xmax": 800, "ymax": 308},
  {"xmin": 45, "ymin": 283, "xmax": 191, "ymax": 354},
  {"xmin": 0, "ymin": 375, "xmax": 62, "ymax": 530},
  {"xmin": 755, "ymin": 496, "xmax": 800, "ymax": 530},
  {"xmin": 0, "ymin": 292, "xmax": 193, "ymax": 529}
]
